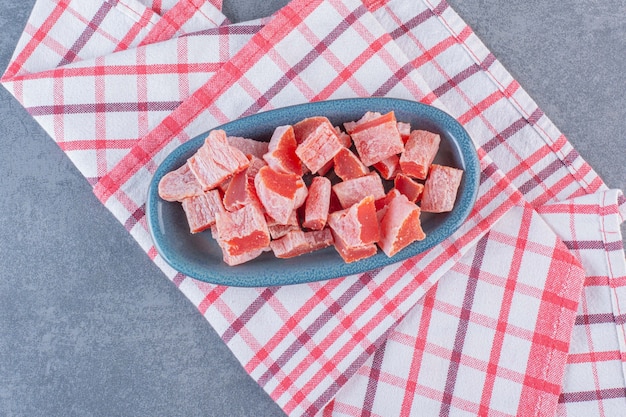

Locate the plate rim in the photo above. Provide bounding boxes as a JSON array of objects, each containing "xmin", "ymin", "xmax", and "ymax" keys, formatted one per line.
[{"xmin": 146, "ymin": 97, "xmax": 480, "ymax": 287}]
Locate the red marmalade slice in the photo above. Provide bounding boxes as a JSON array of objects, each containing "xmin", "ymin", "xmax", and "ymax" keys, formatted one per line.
[
  {"xmin": 394, "ymin": 173, "xmax": 424, "ymax": 203},
  {"xmin": 372, "ymin": 154, "xmax": 399, "ymax": 180},
  {"xmin": 333, "ymin": 147, "xmax": 369, "ymax": 181},
  {"xmin": 266, "ymin": 210, "xmax": 300, "ymax": 240},
  {"xmin": 331, "ymin": 232, "xmax": 378, "ymax": 264},
  {"xmin": 317, "ymin": 126, "xmax": 351, "ymax": 177},
  {"xmin": 263, "ymin": 125, "xmax": 303, "ymax": 175},
  {"xmin": 334, "ymin": 126, "xmax": 353, "ymax": 148},
  {"xmin": 254, "ymin": 165, "xmax": 307, "ymax": 224},
  {"xmin": 223, "ymin": 155, "xmax": 266, "ymax": 212},
  {"xmin": 328, "ymin": 195, "xmax": 380, "ymax": 263},
  {"xmin": 293, "ymin": 117, "xmax": 324, "ymax": 143},
  {"xmin": 375, "ymin": 188, "xmax": 402, "ymax": 223},
  {"xmin": 343, "ymin": 111, "xmax": 380, "ymax": 133}
]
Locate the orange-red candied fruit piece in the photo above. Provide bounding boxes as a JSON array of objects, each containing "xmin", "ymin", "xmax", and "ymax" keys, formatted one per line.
[
  {"xmin": 332, "ymin": 171, "xmax": 386, "ymax": 209},
  {"xmin": 378, "ymin": 193, "xmax": 425, "ymax": 257},
  {"xmin": 420, "ymin": 164, "xmax": 463, "ymax": 213},
  {"xmin": 333, "ymin": 147, "xmax": 369, "ymax": 181},
  {"xmin": 294, "ymin": 117, "xmax": 344, "ymax": 174},
  {"xmin": 254, "ymin": 165, "xmax": 307, "ymax": 224},
  {"xmin": 158, "ymin": 163, "xmax": 203, "ymax": 202},
  {"xmin": 372, "ymin": 154, "xmax": 399, "ymax": 180},
  {"xmin": 181, "ymin": 189, "xmax": 224, "ymax": 233},
  {"xmin": 214, "ymin": 203, "xmax": 270, "ymax": 265},
  {"xmin": 346, "ymin": 111, "xmax": 404, "ymax": 167},
  {"xmin": 223, "ymin": 155, "xmax": 266, "ymax": 211},
  {"xmin": 328, "ymin": 195, "xmax": 380, "ymax": 252},
  {"xmin": 227, "ymin": 135, "xmax": 269, "ymax": 160},
  {"xmin": 329, "ymin": 195, "xmax": 380, "ymax": 263},
  {"xmin": 399, "ymin": 129, "xmax": 440, "ymax": 180},
  {"xmin": 263, "ymin": 125, "xmax": 303, "ymax": 176},
  {"xmin": 332, "ymin": 232, "xmax": 378, "ymax": 263},
  {"xmin": 270, "ymin": 229, "xmax": 334, "ymax": 259},
  {"xmin": 394, "ymin": 173, "xmax": 424, "ymax": 203},
  {"xmin": 187, "ymin": 129, "xmax": 250, "ymax": 190},
  {"xmin": 303, "ymin": 176, "xmax": 332, "ymax": 231}
]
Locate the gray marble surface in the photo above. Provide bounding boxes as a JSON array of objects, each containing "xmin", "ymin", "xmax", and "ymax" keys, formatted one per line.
[{"xmin": 1, "ymin": 1, "xmax": 624, "ymax": 416}]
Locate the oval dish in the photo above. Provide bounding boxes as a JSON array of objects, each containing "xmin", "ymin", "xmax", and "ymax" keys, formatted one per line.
[{"xmin": 146, "ymin": 98, "xmax": 480, "ymax": 287}]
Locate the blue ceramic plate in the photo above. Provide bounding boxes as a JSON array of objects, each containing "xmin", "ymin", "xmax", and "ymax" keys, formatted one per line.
[{"xmin": 146, "ymin": 98, "xmax": 479, "ymax": 287}]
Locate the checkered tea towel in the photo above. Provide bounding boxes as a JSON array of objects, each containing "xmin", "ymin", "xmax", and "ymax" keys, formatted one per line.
[{"xmin": 2, "ymin": 0, "xmax": 625, "ymax": 415}]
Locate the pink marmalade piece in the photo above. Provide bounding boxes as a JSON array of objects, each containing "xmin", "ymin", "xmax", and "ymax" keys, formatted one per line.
[
  {"xmin": 303, "ymin": 176, "xmax": 331, "ymax": 231},
  {"xmin": 333, "ymin": 147, "xmax": 369, "ymax": 181},
  {"xmin": 227, "ymin": 135, "xmax": 269, "ymax": 160},
  {"xmin": 223, "ymin": 155, "xmax": 266, "ymax": 212},
  {"xmin": 214, "ymin": 203, "xmax": 270, "ymax": 266},
  {"xmin": 346, "ymin": 111, "xmax": 404, "ymax": 167},
  {"xmin": 328, "ymin": 195, "xmax": 380, "ymax": 263},
  {"xmin": 420, "ymin": 164, "xmax": 463, "ymax": 213},
  {"xmin": 263, "ymin": 125, "xmax": 303, "ymax": 176},
  {"xmin": 294, "ymin": 117, "xmax": 344, "ymax": 174},
  {"xmin": 187, "ymin": 129, "xmax": 250, "ymax": 190},
  {"xmin": 332, "ymin": 171, "xmax": 386, "ymax": 209},
  {"xmin": 181, "ymin": 189, "xmax": 224, "ymax": 233},
  {"xmin": 394, "ymin": 173, "xmax": 424, "ymax": 203},
  {"xmin": 378, "ymin": 192, "xmax": 425, "ymax": 257},
  {"xmin": 372, "ymin": 154, "xmax": 399, "ymax": 180},
  {"xmin": 270, "ymin": 229, "xmax": 334, "ymax": 259},
  {"xmin": 399, "ymin": 129, "xmax": 441, "ymax": 180},
  {"xmin": 254, "ymin": 165, "xmax": 307, "ymax": 224},
  {"xmin": 158, "ymin": 163, "xmax": 203, "ymax": 202}
]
